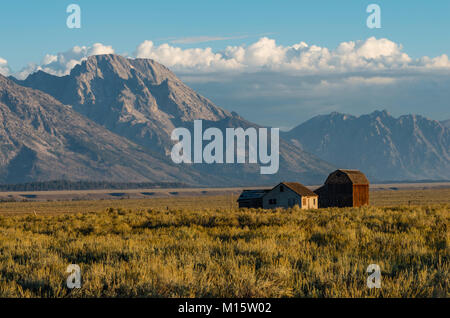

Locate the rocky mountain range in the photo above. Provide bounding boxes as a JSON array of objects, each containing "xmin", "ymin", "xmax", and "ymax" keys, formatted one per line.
[
  {"xmin": 442, "ymin": 119, "xmax": 450, "ymax": 129},
  {"xmin": 0, "ymin": 73, "xmax": 215, "ymax": 184},
  {"xmin": 5, "ymin": 54, "xmax": 449, "ymax": 184},
  {"xmin": 283, "ymin": 110, "xmax": 450, "ymax": 181},
  {"xmin": 4, "ymin": 55, "xmax": 334, "ymax": 186},
  {"xmin": 16, "ymin": 55, "xmax": 229, "ymax": 154}
]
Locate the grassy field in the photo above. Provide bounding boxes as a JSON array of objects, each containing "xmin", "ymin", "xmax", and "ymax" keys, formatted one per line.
[
  {"xmin": 0, "ymin": 189, "xmax": 448, "ymax": 298},
  {"xmin": 0, "ymin": 188, "xmax": 449, "ymax": 216}
]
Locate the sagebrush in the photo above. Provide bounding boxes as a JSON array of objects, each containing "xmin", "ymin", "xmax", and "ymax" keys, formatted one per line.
[{"xmin": 0, "ymin": 204, "xmax": 448, "ymax": 297}]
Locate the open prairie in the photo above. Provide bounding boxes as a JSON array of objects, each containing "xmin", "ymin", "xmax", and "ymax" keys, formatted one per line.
[
  {"xmin": 0, "ymin": 184, "xmax": 449, "ymax": 216},
  {"xmin": 0, "ymin": 182, "xmax": 449, "ymax": 205},
  {"xmin": 0, "ymin": 187, "xmax": 448, "ymax": 297}
]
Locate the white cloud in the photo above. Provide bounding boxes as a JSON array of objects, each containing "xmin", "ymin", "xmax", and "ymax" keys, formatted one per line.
[
  {"xmin": 10, "ymin": 37, "xmax": 450, "ymax": 80},
  {"xmin": 14, "ymin": 43, "xmax": 115, "ymax": 79},
  {"xmin": 135, "ymin": 40, "xmax": 243, "ymax": 72},
  {"xmin": 421, "ymin": 54, "xmax": 450, "ymax": 69},
  {"xmin": 132, "ymin": 36, "xmax": 450, "ymax": 126},
  {"xmin": 134, "ymin": 37, "xmax": 450, "ymax": 74},
  {"xmin": 0, "ymin": 57, "xmax": 11, "ymax": 76},
  {"xmin": 4, "ymin": 37, "xmax": 450, "ymax": 126}
]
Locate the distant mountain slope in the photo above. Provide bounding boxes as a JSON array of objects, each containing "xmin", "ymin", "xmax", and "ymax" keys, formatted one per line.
[
  {"xmin": 442, "ymin": 119, "xmax": 450, "ymax": 129},
  {"xmin": 283, "ymin": 110, "xmax": 450, "ymax": 181},
  {"xmin": 0, "ymin": 74, "xmax": 213, "ymax": 184},
  {"xmin": 185, "ymin": 115, "xmax": 335, "ymax": 185},
  {"xmin": 14, "ymin": 54, "xmax": 334, "ymax": 185},
  {"xmin": 16, "ymin": 54, "xmax": 230, "ymax": 154}
]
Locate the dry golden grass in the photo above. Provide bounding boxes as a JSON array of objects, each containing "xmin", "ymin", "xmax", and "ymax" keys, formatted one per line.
[
  {"xmin": 0, "ymin": 188, "xmax": 449, "ymax": 216},
  {"xmin": 0, "ymin": 195, "xmax": 238, "ymax": 216},
  {"xmin": 370, "ymin": 188, "xmax": 450, "ymax": 206},
  {"xmin": 0, "ymin": 190, "xmax": 448, "ymax": 298}
]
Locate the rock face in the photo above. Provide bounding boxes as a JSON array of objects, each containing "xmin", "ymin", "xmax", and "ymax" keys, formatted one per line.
[
  {"xmin": 0, "ymin": 74, "xmax": 213, "ymax": 184},
  {"xmin": 442, "ymin": 119, "xmax": 450, "ymax": 129},
  {"xmin": 17, "ymin": 54, "xmax": 230, "ymax": 154},
  {"xmin": 7, "ymin": 55, "xmax": 334, "ymax": 185},
  {"xmin": 284, "ymin": 110, "xmax": 450, "ymax": 181}
]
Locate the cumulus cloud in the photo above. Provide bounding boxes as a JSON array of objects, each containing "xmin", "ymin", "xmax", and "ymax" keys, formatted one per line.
[
  {"xmin": 11, "ymin": 37, "xmax": 450, "ymax": 80},
  {"xmin": 135, "ymin": 36, "xmax": 450, "ymax": 126},
  {"xmin": 14, "ymin": 43, "xmax": 114, "ymax": 79},
  {"xmin": 5, "ymin": 37, "xmax": 450, "ymax": 126},
  {"xmin": 0, "ymin": 57, "xmax": 11, "ymax": 76},
  {"xmin": 135, "ymin": 40, "xmax": 243, "ymax": 71},
  {"xmin": 135, "ymin": 37, "xmax": 450, "ymax": 74}
]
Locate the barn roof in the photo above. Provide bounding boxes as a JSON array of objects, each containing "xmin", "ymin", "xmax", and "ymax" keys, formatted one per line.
[
  {"xmin": 281, "ymin": 182, "xmax": 318, "ymax": 197},
  {"xmin": 237, "ymin": 189, "xmax": 270, "ymax": 201},
  {"xmin": 326, "ymin": 169, "xmax": 369, "ymax": 185}
]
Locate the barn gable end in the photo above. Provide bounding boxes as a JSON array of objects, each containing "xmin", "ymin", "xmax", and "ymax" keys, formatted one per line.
[{"xmin": 325, "ymin": 169, "xmax": 369, "ymax": 185}]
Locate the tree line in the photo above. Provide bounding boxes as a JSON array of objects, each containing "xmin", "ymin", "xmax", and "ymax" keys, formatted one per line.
[{"xmin": 0, "ymin": 180, "xmax": 188, "ymax": 191}]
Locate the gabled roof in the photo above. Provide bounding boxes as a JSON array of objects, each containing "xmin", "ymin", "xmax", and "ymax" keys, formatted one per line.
[
  {"xmin": 280, "ymin": 182, "xmax": 317, "ymax": 197},
  {"xmin": 325, "ymin": 169, "xmax": 369, "ymax": 185},
  {"xmin": 237, "ymin": 189, "xmax": 270, "ymax": 201}
]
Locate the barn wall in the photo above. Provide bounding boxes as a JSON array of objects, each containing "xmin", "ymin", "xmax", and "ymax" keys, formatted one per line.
[
  {"xmin": 238, "ymin": 198, "xmax": 263, "ymax": 208},
  {"xmin": 314, "ymin": 185, "xmax": 328, "ymax": 208},
  {"xmin": 315, "ymin": 183, "xmax": 354, "ymax": 207},
  {"xmin": 352, "ymin": 184, "xmax": 369, "ymax": 207},
  {"xmin": 327, "ymin": 183, "xmax": 353, "ymax": 207}
]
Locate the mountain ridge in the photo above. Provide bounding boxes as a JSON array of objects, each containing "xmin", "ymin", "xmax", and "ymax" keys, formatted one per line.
[
  {"xmin": 441, "ymin": 119, "xmax": 450, "ymax": 129},
  {"xmin": 283, "ymin": 110, "xmax": 450, "ymax": 181},
  {"xmin": 16, "ymin": 54, "xmax": 230, "ymax": 154},
  {"xmin": 6, "ymin": 56, "xmax": 449, "ymax": 183},
  {"xmin": 0, "ymin": 73, "xmax": 223, "ymax": 185},
  {"xmin": 7, "ymin": 55, "xmax": 335, "ymax": 185}
]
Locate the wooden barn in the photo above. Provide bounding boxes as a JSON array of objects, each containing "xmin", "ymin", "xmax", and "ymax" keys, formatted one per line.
[
  {"xmin": 314, "ymin": 169, "xmax": 369, "ymax": 208},
  {"xmin": 237, "ymin": 189, "xmax": 270, "ymax": 208}
]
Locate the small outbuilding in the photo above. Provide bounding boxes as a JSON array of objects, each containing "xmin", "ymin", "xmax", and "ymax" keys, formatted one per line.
[
  {"xmin": 314, "ymin": 169, "xmax": 369, "ymax": 208},
  {"xmin": 237, "ymin": 189, "xmax": 270, "ymax": 208},
  {"xmin": 262, "ymin": 182, "xmax": 318, "ymax": 209},
  {"xmin": 237, "ymin": 182, "xmax": 318, "ymax": 209}
]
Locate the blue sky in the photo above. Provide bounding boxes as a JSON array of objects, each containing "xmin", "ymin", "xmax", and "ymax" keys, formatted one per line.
[
  {"xmin": 1, "ymin": 0, "xmax": 449, "ymax": 70},
  {"xmin": 1, "ymin": 0, "xmax": 449, "ymax": 127}
]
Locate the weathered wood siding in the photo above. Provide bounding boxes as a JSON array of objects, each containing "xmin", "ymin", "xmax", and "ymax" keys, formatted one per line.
[
  {"xmin": 315, "ymin": 170, "xmax": 370, "ymax": 208},
  {"xmin": 238, "ymin": 198, "xmax": 263, "ymax": 208},
  {"xmin": 352, "ymin": 184, "xmax": 369, "ymax": 207}
]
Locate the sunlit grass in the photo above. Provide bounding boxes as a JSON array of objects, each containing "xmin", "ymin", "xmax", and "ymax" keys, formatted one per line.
[
  {"xmin": 1, "ymin": 188, "xmax": 450, "ymax": 217},
  {"xmin": 0, "ymin": 203, "xmax": 448, "ymax": 297}
]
